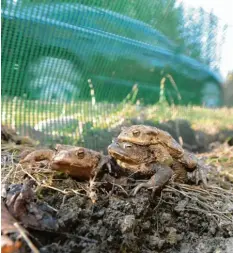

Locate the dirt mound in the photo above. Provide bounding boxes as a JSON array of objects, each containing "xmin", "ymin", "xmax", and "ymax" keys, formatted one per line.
[
  {"xmin": 36, "ymin": 182, "xmax": 232, "ymax": 253},
  {"xmin": 1, "ymin": 125, "xmax": 233, "ymax": 253},
  {"xmin": 2, "ymin": 175, "xmax": 232, "ymax": 253}
]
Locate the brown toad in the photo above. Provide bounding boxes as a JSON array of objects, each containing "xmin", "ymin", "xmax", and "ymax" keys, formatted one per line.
[
  {"xmin": 20, "ymin": 144, "xmax": 111, "ymax": 180},
  {"xmin": 118, "ymin": 125, "xmax": 184, "ymax": 159},
  {"xmin": 108, "ymin": 141, "xmax": 183, "ymax": 195},
  {"xmin": 117, "ymin": 125, "xmax": 207, "ymax": 183},
  {"xmin": 108, "ymin": 139, "xmax": 207, "ymax": 195}
]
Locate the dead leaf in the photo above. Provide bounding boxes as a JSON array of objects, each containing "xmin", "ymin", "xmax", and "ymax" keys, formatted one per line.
[
  {"xmin": 5, "ymin": 180, "xmax": 58, "ymax": 231},
  {"xmin": 1, "ymin": 235, "xmax": 22, "ymax": 253},
  {"xmin": 1, "ymin": 200, "xmax": 23, "ymax": 253}
]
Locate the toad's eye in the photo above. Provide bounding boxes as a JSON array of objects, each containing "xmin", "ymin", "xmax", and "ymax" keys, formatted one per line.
[
  {"xmin": 76, "ymin": 149, "xmax": 85, "ymax": 159},
  {"xmin": 132, "ymin": 130, "xmax": 140, "ymax": 137},
  {"xmin": 124, "ymin": 143, "xmax": 132, "ymax": 149}
]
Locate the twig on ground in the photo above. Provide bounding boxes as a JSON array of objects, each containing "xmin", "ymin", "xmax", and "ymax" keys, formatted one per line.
[
  {"xmin": 14, "ymin": 222, "xmax": 40, "ymax": 253},
  {"xmin": 153, "ymin": 192, "xmax": 163, "ymax": 211},
  {"xmin": 164, "ymin": 183, "xmax": 233, "ymax": 224},
  {"xmin": 110, "ymin": 182, "xmax": 129, "ymax": 196}
]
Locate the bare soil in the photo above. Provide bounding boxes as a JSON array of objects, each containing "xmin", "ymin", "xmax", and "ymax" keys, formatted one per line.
[
  {"xmin": 37, "ymin": 179, "xmax": 233, "ymax": 253},
  {"xmin": 1, "ymin": 123, "xmax": 233, "ymax": 253}
]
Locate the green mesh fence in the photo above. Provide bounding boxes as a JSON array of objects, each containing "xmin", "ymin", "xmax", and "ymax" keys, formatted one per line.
[{"xmin": 1, "ymin": 0, "xmax": 228, "ymax": 149}]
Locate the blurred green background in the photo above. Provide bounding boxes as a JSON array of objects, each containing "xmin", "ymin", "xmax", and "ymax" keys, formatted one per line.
[{"xmin": 1, "ymin": 0, "xmax": 232, "ymax": 148}]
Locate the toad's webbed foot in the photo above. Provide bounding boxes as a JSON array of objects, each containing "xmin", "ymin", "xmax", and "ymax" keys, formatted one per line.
[
  {"xmin": 131, "ymin": 164, "xmax": 173, "ymax": 196},
  {"xmin": 188, "ymin": 163, "xmax": 208, "ymax": 188}
]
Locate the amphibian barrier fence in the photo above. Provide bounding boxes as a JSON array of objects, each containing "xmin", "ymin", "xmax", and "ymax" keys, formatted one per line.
[{"xmin": 1, "ymin": 0, "xmax": 227, "ymax": 148}]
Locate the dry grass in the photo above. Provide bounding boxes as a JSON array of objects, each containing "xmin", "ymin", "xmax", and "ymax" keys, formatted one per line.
[
  {"xmin": 1, "ymin": 139, "xmax": 233, "ymax": 227},
  {"xmin": 165, "ymin": 183, "xmax": 233, "ymax": 225},
  {"xmin": 199, "ymin": 144, "xmax": 233, "ymax": 183}
]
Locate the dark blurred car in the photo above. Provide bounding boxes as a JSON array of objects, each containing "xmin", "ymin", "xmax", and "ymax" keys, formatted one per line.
[{"xmin": 1, "ymin": 2, "xmax": 224, "ymax": 106}]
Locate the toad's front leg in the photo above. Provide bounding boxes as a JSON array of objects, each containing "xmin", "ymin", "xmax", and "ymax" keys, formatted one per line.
[
  {"xmin": 131, "ymin": 163, "xmax": 173, "ymax": 196},
  {"xmin": 91, "ymin": 155, "xmax": 112, "ymax": 180}
]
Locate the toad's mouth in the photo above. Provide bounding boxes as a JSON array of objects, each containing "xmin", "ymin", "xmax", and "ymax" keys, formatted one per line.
[
  {"xmin": 52, "ymin": 157, "xmax": 85, "ymax": 168},
  {"xmin": 108, "ymin": 148, "xmax": 140, "ymax": 164}
]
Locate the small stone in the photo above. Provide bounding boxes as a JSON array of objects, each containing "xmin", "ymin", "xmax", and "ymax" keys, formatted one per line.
[
  {"xmin": 158, "ymin": 239, "xmax": 165, "ymax": 249},
  {"xmin": 92, "ymin": 209, "xmax": 105, "ymax": 219},
  {"xmin": 107, "ymin": 235, "xmax": 114, "ymax": 242},
  {"xmin": 226, "ymin": 238, "xmax": 233, "ymax": 253},
  {"xmin": 161, "ymin": 212, "xmax": 171, "ymax": 222},
  {"xmin": 174, "ymin": 199, "xmax": 188, "ymax": 213},
  {"xmin": 148, "ymin": 233, "xmax": 164, "ymax": 249},
  {"xmin": 142, "ymin": 221, "xmax": 151, "ymax": 230},
  {"xmin": 166, "ymin": 227, "xmax": 179, "ymax": 245},
  {"xmin": 149, "ymin": 235, "xmax": 159, "ymax": 248},
  {"xmin": 120, "ymin": 215, "xmax": 136, "ymax": 233}
]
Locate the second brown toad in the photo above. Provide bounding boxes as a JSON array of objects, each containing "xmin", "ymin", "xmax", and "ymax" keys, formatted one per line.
[
  {"xmin": 117, "ymin": 125, "xmax": 208, "ymax": 185},
  {"xmin": 108, "ymin": 140, "xmax": 207, "ymax": 196}
]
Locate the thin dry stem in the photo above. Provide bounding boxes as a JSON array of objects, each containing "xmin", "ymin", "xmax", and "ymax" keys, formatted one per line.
[{"xmin": 14, "ymin": 222, "xmax": 40, "ymax": 253}]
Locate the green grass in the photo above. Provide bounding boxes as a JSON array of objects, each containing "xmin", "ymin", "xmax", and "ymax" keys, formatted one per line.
[
  {"xmin": 2, "ymin": 79, "xmax": 233, "ymax": 144},
  {"xmin": 2, "ymin": 96, "xmax": 233, "ymax": 133},
  {"xmin": 145, "ymin": 104, "xmax": 233, "ymax": 132},
  {"xmin": 3, "ymin": 73, "xmax": 233, "ymax": 142}
]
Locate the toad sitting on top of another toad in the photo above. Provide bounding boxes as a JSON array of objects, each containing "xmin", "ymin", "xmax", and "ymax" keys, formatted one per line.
[
  {"xmin": 118, "ymin": 125, "xmax": 184, "ymax": 159},
  {"xmin": 108, "ymin": 125, "xmax": 208, "ymax": 195}
]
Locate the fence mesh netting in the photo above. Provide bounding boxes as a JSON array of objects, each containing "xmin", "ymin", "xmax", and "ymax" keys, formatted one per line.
[{"xmin": 1, "ymin": 0, "xmax": 229, "ymax": 149}]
